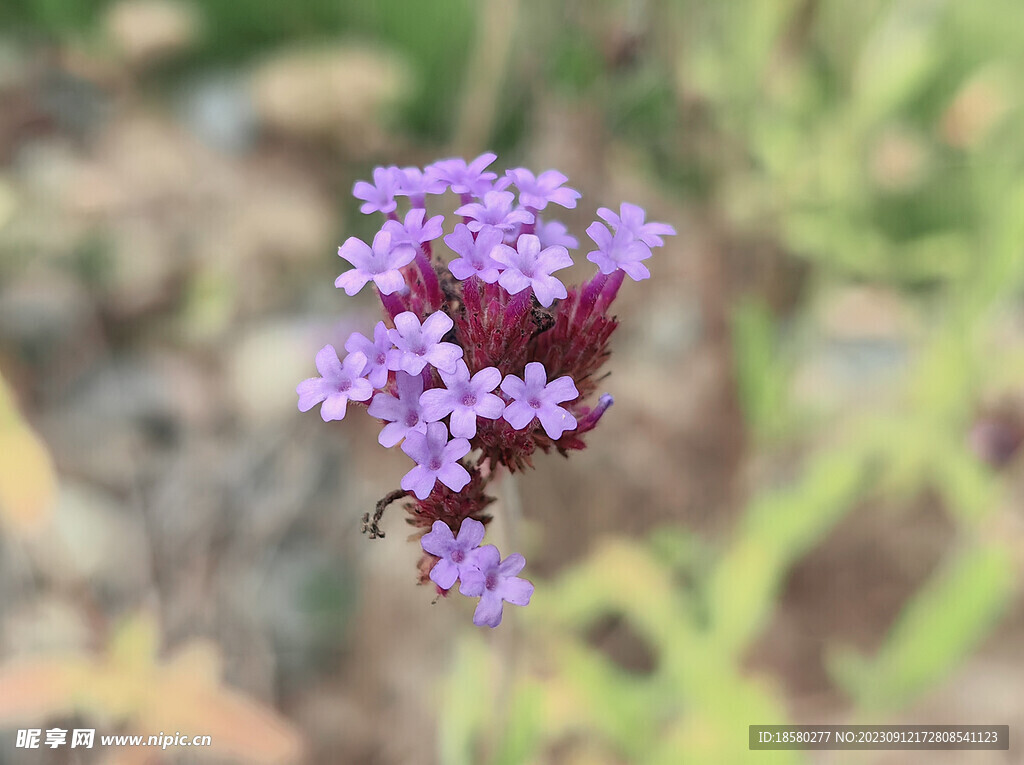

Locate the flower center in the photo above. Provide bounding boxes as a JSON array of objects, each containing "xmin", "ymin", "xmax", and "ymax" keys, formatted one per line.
[
  {"xmin": 461, "ymin": 393, "xmax": 477, "ymax": 407},
  {"xmin": 484, "ymin": 572, "xmax": 498, "ymax": 591},
  {"xmin": 521, "ymin": 267, "xmax": 535, "ymax": 278},
  {"xmin": 473, "ymin": 261, "xmax": 484, "ymax": 271},
  {"xmin": 451, "ymin": 549, "xmax": 465, "ymax": 564},
  {"xmin": 376, "ymin": 352, "xmax": 386, "ymax": 365},
  {"xmin": 338, "ymin": 380, "xmax": 352, "ymax": 393},
  {"xmin": 428, "ymin": 458, "xmax": 442, "ymax": 471},
  {"xmin": 528, "ymin": 397, "xmax": 542, "ymax": 409},
  {"xmin": 405, "ymin": 412, "xmax": 419, "ymax": 427}
]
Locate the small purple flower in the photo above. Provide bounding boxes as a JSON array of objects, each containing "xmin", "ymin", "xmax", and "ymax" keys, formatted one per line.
[
  {"xmin": 427, "ymin": 153, "xmax": 498, "ymax": 197},
  {"xmin": 383, "ymin": 208, "xmax": 445, "ymax": 247},
  {"xmin": 501, "ymin": 361, "xmax": 579, "ymax": 439},
  {"xmin": 597, "ymin": 202, "xmax": 676, "ymax": 247},
  {"xmin": 491, "ymin": 234, "xmax": 573, "ymax": 308},
  {"xmin": 297, "ymin": 347, "xmax": 373, "ymax": 422},
  {"xmin": 353, "ymin": 166, "xmax": 402, "ymax": 215},
  {"xmin": 419, "ymin": 517, "xmax": 487, "ymax": 590},
  {"xmin": 395, "ymin": 166, "xmax": 447, "ymax": 206},
  {"xmin": 336, "ymin": 230, "xmax": 417, "ymax": 296},
  {"xmin": 344, "ymin": 321, "xmax": 393, "ymax": 389},
  {"xmin": 400, "ymin": 422, "xmax": 471, "ymax": 500},
  {"xmin": 455, "ymin": 190, "xmax": 534, "ymax": 235},
  {"xmin": 387, "ymin": 310, "xmax": 464, "ymax": 375},
  {"xmin": 419, "ymin": 360, "xmax": 504, "ymax": 438},
  {"xmin": 505, "ymin": 168, "xmax": 580, "ymax": 211},
  {"xmin": 367, "ymin": 372, "xmax": 429, "ymax": 447},
  {"xmin": 535, "ymin": 217, "xmax": 579, "ymax": 249},
  {"xmin": 445, "ymin": 224, "xmax": 504, "ymax": 283},
  {"xmin": 459, "ymin": 545, "xmax": 534, "ymax": 628},
  {"xmin": 585, "ymin": 221, "xmax": 653, "ymax": 281}
]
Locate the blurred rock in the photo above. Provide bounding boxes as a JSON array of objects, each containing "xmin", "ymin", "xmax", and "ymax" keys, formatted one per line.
[
  {"xmin": 104, "ymin": 0, "xmax": 201, "ymax": 67},
  {"xmin": 3, "ymin": 597, "xmax": 91, "ymax": 654},
  {"xmin": 250, "ymin": 45, "xmax": 410, "ymax": 150},
  {"xmin": 228, "ymin": 320, "xmax": 332, "ymax": 424},
  {"xmin": 30, "ymin": 482, "xmax": 150, "ymax": 594},
  {"xmin": 178, "ymin": 72, "xmax": 257, "ymax": 154}
]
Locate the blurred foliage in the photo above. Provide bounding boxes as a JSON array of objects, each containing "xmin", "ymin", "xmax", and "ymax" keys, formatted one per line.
[
  {"xmin": 0, "ymin": 0, "xmax": 478, "ymax": 139},
  {"xmin": 0, "ymin": 372, "xmax": 56, "ymax": 534}
]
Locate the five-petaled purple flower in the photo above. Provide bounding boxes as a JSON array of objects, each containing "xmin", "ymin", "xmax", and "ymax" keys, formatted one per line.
[
  {"xmin": 383, "ymin": 208, "xmax": 445, "ymax": 247},
  {"xmin": 428, "ymin": 153, "xmax": 498, "ymax": 197},
  {"xmin": 344, "ymin": 321, "xmax": 393, "ymax": 389},
  {"xmin": 296, "ymin": 347, "xmax": 373, "ymax": 422},
  {"xmin": 459, "ymin": 545, "xmax": 535, "ymax": 628},
  {"xmin": 585, "ymin": 221, "xmax": 654, "ymax": 281},
  {"xmin": 367, "ymin": 371, "xmax": 429, "ymax": 447},
  {"xmin": 401, "ymin": 422, "xmax": 471, "ymax": 500},
  {"xmin": 501, "ymin": 361, "xmax": 579, "ymax": 439},
  {"xmin": 353, "ymin": 166, "xmax": 402, "ymax": 215},
  {"xmin": 491, "ymin": 234, "xmax": 573, "ymax": 308},
  {"xmin": 455, "ymin": 190, "xmax": 534, "ymax": 235},
  {"xmin": 597, "ymin": 202, "xmax": 677, "ymax": 247},
  {"xmin": 419, "ymin": 517, "xmax": 486, "ymax": 590},
  {"xmin": 419, "ymin": 360, "xmax": 504, "ymax": 438},
  {"xmin": 387, "ymin": 310, "xmax": 464, "ymax": 375},
  {"xmin": 445, "ymin": 224, "xmax": 504, "ymax": 283},
  {"xmin": 505, "ymin": 168, "xmax": 580, "ymax": 211},
  {"xmin": 336, "ymin": 230, "xmax": 417, "ymax": 296}
]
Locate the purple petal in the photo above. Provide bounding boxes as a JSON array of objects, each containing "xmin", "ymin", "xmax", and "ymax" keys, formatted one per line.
[
  {"xmin": 429, "ymin": 559, "xmax": 460, "ymax": 590},
  {"xmin": 473, "ymin": 592, "xmax": 505, "ymax": 627},
  {"xmin": 544, "ymin": 376, "xmax": 579, "ymax": 403},
  {"xmin": 420, "ymin": 520, "xmax": 456, "ymax": 557},
  {"xmin": 378, "ymin": 421, "xmax": 408, "ymax": 447},
  {"xmin": 418, "ymin": 389, "xmax": 456, "ymax": 422},
  {"xmin": 499, "ymin": 577, "xmax": 534, "ymax": 607},
  {"xmin": 524, "ymin": 362, "xmax": 548, "ymax": 390},
  {"xmin": 503, "ymin": 401, "xmax": 536, "ymax": 430},
  {"xmin": 421, "ymin": 311, "xmax": 454, "ymax": 343},
  {"xmin": 401, "ymin": 465, "xmax": 437, "ymax": 500},
  {"xmin": 425, "ymin": 343, "xmax": 463, "ymax": 374},
  {"xmin": 319, "ymin": 395, "xmax": 350, "ymax": 422},
  {"xmin": 449, "ymin": 407, "xmax": 477, "ymax": 438},
  {"xmin": 436, "ymin": 462, "xmax": 470, "ymax": 493},
  {"xmin": 471, "ymin": 367, "xmax": 501, "ymax": 393},
  {"xmin": 498, "ymin": 269, "xmax": 531, "ymax": 296},
  {"xmin": 498, "ymin": 552, "xmax": 526, "ymax": 577},
  {"xmin": 400, "ymin": 429, "xmax": 431, "ymax": 464},
  {"xmin": 499, "ymin": 374, "xmax": 527, "ymax": 399},
  {"xmin": 459, "ymin": 566, "xmax": 485, "ymax": 596},
  {"xmin": 618, "ymin": 259, "xmax": 651, "ymax": 281},
  {"xmin": 314, "ymin": 345, "xmax": 344, "ymax": 378},
  {"xmin": 296, "ymin": 378, "xmax": 328, "ymax": 411},
  {"xmin": 456, "ymin": 518, "xmax": 486, "ymax": 549},
  {"xmin": 334, "ymin": 269, "xmax": 371, "ymax": 296},
  {"xmin": 474, "ymin": 393, "xmax": 505, "ymax": 420},
  {"xmin": 537, "ymin": 406, "xmax": 577, "ymax": 440}
]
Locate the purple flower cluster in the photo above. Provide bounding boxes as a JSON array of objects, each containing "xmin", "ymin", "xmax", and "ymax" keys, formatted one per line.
[
  {"xmin": 298, "ymin": 153, "xmax": 674, "ymax": 627},
  {"xmin": 420, "ymin": 518, "xmax": 533, "ymax": 627}
]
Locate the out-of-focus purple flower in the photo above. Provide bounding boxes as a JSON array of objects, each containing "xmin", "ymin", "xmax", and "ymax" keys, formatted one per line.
[
  {"xmin": 455, "ymin": 191, "xmax": 534, "ymax": 235},
  {"xmin": 419, "ymin": 360, "xmax": 504, "ymax": 438},
  {"xmin": 297, "ymin": 347, "xmax": 373, "ymax": 422},
  {"xmin": 505, "ymin": 168, "xmax": 580, "ymax": 211},
  {"xmin": 445, "ymin": 224, "xmax": 504, "ymax": 283},
  {"xmin": 501, "ymin": 361, "xmax": 579, "ymax": 439},
  {"xmin": 383, "ymin": 208, "xmax": 445, "ymax": 247},
  {"xmin": 420, "ymin": 517, "xmax": 487, "ymax": 590},
  {"xmin": 395, "ymin": 166, "xmax": 448, "ymax": 206},
  {"xmin": 344, "ymin": 321, "xmax": 393, "ymax": 389},
  {"xmin": 400, "ymin": 422, "xmax": 471, "ymax": 500},
  {"xmin": 491, "ymin": 234, "xmax": 573, "ymax": 308},
  {"xmin": 597, "ymin": 202, "xmax": 677, "ymax": 247},
  {"xmin": 353, "ymin": 166, "xmax": 402, "ymax": 215},
  {"xmin": 459, "ymin": 545, "xmax": 534, "ymax": 627},
  {"xmin": 427, "ymin": 153, "xmax": 498, "ymax": 196},
  {"xmin": 336, "ymin": 230, "xmax": 417, "ymax": 296},
  {"xmin": 367, "ymin": 371, "xmax": 429, "ymax": 447},
  {"xmin": 387, "ymin": 310, "xmax": 463, "ymax": 375},
  {"xmin": 535, "ymin": 217, "xmax": 579, "ymax": 249},
  {"xmin": 585, "ymin": 221, "xmax": 653, "ymax": 281}
]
